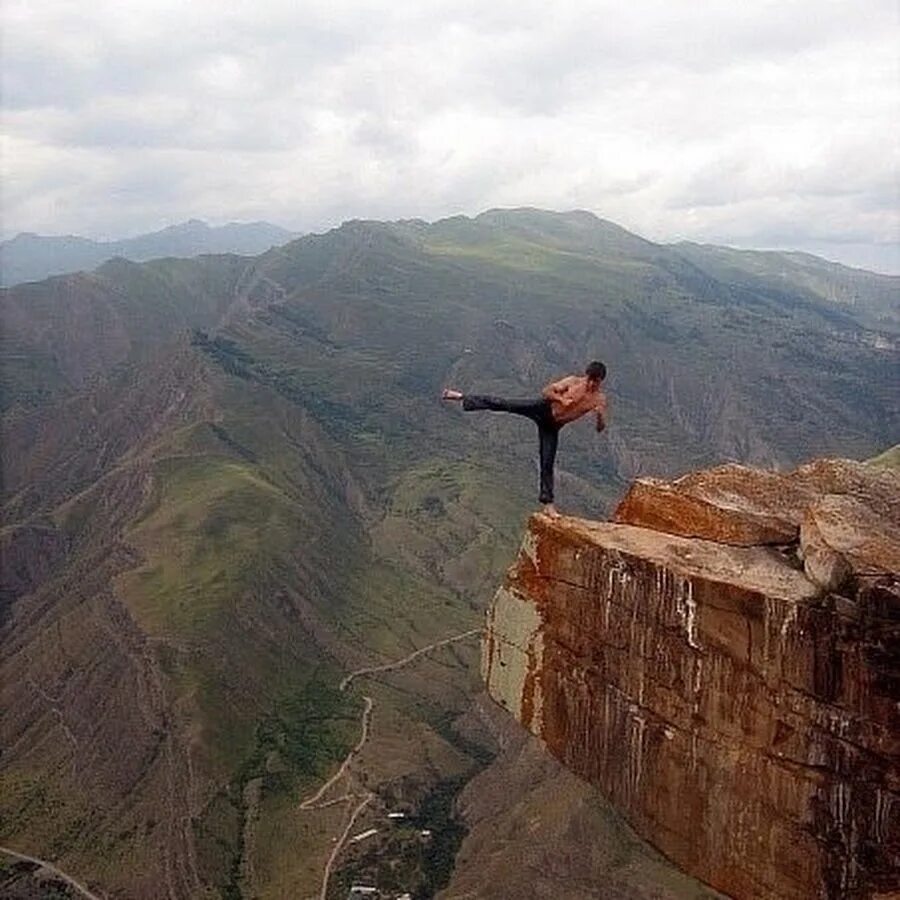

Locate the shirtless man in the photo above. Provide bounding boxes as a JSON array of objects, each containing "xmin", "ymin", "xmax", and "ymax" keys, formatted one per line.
[{"xmin": 442, "ymin": 361, "xmax": 608, "ymax": 518}]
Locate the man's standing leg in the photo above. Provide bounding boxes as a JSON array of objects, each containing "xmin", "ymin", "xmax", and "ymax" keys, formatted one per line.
[{"xmin": 538, "ymin": 424, "xmax": 560, "ymax": 516}]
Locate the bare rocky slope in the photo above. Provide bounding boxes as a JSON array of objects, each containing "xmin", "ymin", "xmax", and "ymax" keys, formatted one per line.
[
  {"xmin": 482, "ymin": 453, "xmax": 899, "ymax": 899},
  {"xmin": 1, "ymin": 209, "xmax": 898, "ymax": 897}
]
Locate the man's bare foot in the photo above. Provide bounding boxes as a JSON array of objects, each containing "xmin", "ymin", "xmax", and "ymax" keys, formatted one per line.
[
  {"xmin": 542, "ymin": 503, "xmax": 561, "ymax": 519},
  {"xmin": 442, "ymin": 388, "xmax": 463, "ymax": 401}
]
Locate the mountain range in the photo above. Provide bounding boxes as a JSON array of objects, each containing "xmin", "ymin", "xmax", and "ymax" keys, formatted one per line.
[
  {"xmin": 0, "ymin": 220, "xmax": 298, "ymax": 287},
  {"xmin": 1, "ymin": 208, "xmax": 897, "ymax": 898}
]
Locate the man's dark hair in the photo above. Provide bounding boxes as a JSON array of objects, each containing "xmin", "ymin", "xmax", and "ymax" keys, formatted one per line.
[{"xmin": 585, "ymin": 360, "xmax": 607, "ymax": 382}]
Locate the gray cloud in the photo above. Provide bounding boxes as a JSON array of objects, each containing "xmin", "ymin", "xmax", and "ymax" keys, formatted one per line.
[{"xmin": 2, "ymin": 0, "xmax": 898, "ymax": 272}]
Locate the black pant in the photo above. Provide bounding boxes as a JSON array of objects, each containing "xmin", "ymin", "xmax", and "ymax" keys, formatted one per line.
[{"xmin": 462, "ymin": 395, "xmax": 561, "ymax": 503}]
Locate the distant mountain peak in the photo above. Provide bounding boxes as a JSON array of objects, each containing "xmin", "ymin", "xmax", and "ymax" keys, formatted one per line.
[
  {"xmin": 160, "ymin": 218, "xmax": 212, "ymax": 233},
  {"xmin": 478, "ymin": 206, "xmax": 599, "ymax": 220},
  {"xmin": 0, "ymin": 219, "xmax": 298, "ymax": 286}
]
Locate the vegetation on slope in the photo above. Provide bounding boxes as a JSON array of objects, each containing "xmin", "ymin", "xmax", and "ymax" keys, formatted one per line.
[{"xmin": 867, "ymin": 444, "xmax": 900, "ymax": 470}]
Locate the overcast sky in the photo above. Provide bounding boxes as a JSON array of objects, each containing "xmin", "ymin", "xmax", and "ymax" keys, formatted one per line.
[{"xmin": 3, "ymin": 0, "xmax": 898, "ymax": 272}]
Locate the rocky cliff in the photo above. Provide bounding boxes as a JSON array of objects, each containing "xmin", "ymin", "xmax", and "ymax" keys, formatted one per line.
[{"xmin": 482, "ymin": 455, "xmax": 899, "ymax": 899}]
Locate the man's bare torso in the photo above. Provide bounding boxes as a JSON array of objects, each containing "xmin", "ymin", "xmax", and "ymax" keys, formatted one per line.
[{"xmin": 542, "ymin": 375, "xmax": 607, "ymax": 426}]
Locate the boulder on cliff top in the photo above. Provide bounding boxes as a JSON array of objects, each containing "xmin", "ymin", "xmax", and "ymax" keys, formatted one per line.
[
  {"xmin": 612, "ymin": 474, "xmax": 797, "ymax": 546},
  {"xmin": 614, "ymin": 458, "xmax": 900, "ymax": 591},
  {"xmin": 801, "ymin": 493, "xmax": 900, "ymax": 591}
]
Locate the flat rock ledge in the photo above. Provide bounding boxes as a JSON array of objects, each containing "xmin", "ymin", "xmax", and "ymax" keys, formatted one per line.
[{"xmin": 483, "ymin": 455, "xmax": 899, "ymax": 900}]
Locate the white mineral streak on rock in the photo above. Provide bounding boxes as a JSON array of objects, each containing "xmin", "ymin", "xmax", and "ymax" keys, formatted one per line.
[
  {"xmin": 679, "ymin": 577, "xmax": 700, "ymax": 649},
  {"xmin": 874, "ymin": 788, "xmax": 892, "ymax": 843},
  {"xmin": 604, "ymin": 558, "xmax": 628, "ymax": 634},
  {"xmin": 692, "ymin": 656, "xmax": 703, "ymax": 699},
  {"xmin": 830, "ymin": 780, "xmax": 858, "ymax": 893},
  {"xmin": 763, "ymin": 595, "xmax": 794, "ymax": 674},
  {"xmin": 655, "ymin": 562, "xmax": 701, "ymax": 650},
  {"xmin": 604, "ymin": 566, "xmax": 616, "ymax": 633},
  {"xmin": 604, "ymin": 683, "xmax": 647, "ymax": 804},
  {"xmin": 620, "ymin": 567, "xmax": 633, "ymax": 600},
  {"xmin": 630, "ymin": 712, "xmax": 647, "ymax": 800},
  {"xmin": 690, "ymin": 656, "xmax": 704, "ymax": 774},
  {"xmin": 780, "ymin": 599, "xmax": 798, "ymax": 641},
  {"xmin": 832, "ymin": 780, "xmax": 850, "ymax": 830},
  {"xmin": 827, "ymin": 709, "xmax": 852, "ymax": 740},
  {"xmin": 806, "ymin": 735, "xmax": 828, "ymax": 769}
]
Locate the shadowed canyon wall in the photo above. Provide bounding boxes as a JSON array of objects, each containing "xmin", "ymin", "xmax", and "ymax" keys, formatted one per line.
[{"xmin": 482, "ymin": 456, "xmax": 899, "ymax": 899}]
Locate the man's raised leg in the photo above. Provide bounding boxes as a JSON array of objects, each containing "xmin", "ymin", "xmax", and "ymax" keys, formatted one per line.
[{"xmin": 443, "ymin": 391, "xmax": 546, "ymax": 418}]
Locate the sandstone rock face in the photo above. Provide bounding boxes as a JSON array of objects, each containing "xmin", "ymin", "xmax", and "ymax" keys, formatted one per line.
[
  {"xmin": 484, "ymin": 458, "xmax": 899, "ymax": 900},
  {"xmin": 613, "ymin": 471, "xmax": 798, "ymax": 546}
]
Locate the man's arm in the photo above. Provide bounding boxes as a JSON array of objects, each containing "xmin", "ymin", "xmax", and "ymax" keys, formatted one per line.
[
  {"xmin": 542, "ymin": 376, "xmax": 577, "ymax": 405},
  {"xmin": 595, "ymin": 394, "xmax": 608, "ymax": 432}
]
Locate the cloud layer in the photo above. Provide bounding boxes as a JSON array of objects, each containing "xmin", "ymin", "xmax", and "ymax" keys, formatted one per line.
[{"xmin": 3, "ymin": 0, "xmax": 898, "ymax": 271}]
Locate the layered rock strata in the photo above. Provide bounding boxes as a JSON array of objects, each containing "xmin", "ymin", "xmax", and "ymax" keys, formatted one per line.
[{"xmin": 482, "ymin": 457, "xmax": 899, "ymax": 899}]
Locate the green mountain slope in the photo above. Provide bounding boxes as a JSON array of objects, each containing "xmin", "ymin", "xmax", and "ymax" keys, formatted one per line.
[
  {"xmin": 675, "ymin": 240, "xmax": 900, "ymax": 331},
  {"xmin": 867, "ymin": 444, "xmax": 900, "ymax": 469},
  {"xmin": 1, "ymin": 208, "xmax": 897, "ymax": 898}
]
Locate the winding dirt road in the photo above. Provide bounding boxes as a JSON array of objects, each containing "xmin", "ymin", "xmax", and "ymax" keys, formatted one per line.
[
  {"xmin": 299, "ymin": 696, "xmax": 374, "ymax": 812},
  {"xmin": 316, "ymin": 792, "xmax": 374, "ymax": 900},
  {"xmin": 300, "ymin": 627, "xmax": 481, "ymax": 900},
  {"xmin": 339, "ymin": 628, "xmax": 481, "ymax": 692}
]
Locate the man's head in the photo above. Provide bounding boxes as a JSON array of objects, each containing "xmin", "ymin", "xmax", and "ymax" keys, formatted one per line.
[{"xmin": 585, "ymin": 360, "xmax": 607, "ymax": 384}]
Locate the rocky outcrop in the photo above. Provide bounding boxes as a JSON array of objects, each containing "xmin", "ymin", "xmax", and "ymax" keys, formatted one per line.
[{"xmin": 482, "ymin": 456, "xmax": 899, "ymax": 900}]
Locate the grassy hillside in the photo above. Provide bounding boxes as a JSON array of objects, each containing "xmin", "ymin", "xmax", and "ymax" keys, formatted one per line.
[
  {"xmin": 867, "ymin": 444, "xmax": 900, "ymax": 470},
  {"xmin": 1, "ymin": 208, "xmax": 897, "ymax": 898}
]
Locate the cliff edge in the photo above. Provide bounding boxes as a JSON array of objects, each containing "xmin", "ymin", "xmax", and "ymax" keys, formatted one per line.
[{"xmin": 482, "ymin": 455, "xmax": 899, "ymax": 900}]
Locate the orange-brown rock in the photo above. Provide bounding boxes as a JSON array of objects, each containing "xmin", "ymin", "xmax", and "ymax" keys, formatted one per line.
[
  {"xmin": 485, "ymin": 457, "xmax": 900, "ymax": 900},
  {"xmin": 613, "ymin": 475, "xmax": 797, "ymax": 545},
  {"xmin": 615, "ymin": 458, "xmax": 900, "ymax": 554},
  {"xmin": 801, "ymin": 494, "xmax": 900, "ymax": 590}
]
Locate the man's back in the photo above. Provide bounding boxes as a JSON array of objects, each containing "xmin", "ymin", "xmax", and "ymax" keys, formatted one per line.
[{"xmin": 543, "ymin": 374, "xmax": 607, "ymax": 425}]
